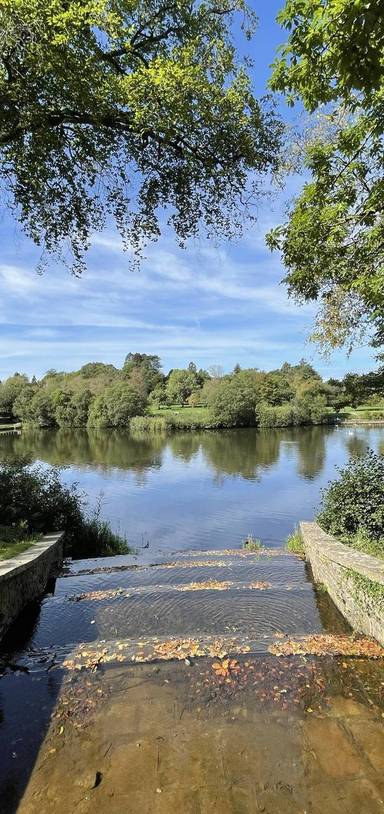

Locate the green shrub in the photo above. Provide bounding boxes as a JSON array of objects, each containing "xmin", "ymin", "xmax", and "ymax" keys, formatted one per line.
[
  {"xmin": 256, "ymin": 398, "xmax": 328, "ymax": 428},
  {"xmin": 318, "ymin": 450, "xmax": 384, "ymax": 542},
  {"xmin": 347, "ymin": 529, "xmax": 384, "ymax": 560},
  {"xmin": 208, "ymin": 373, "xmax": 258, "ymax": 427},
  {"xmin": 88, "ymin": 383, "xmax": 147, "ymax": 427},
  {"xmin": 256, "ymin": 403, "xmax": 296, "ymax": 427},
  {"xmin": 55, "ymin": 390, "xmax": 94, "ymax": 427},
  {"xmin": 294, "ymin": 391, "xmax": 328, "ymax": 424},
  {"xmin": 0, "ymin": 459, "xmax": 130, "ymax": 558},
  {"xmin": 27, "ymin": 390, "xmax": 57, "ymax": 427},
  {"xmin": 365, "ymin": 394, "xmax": 384, "ymax": 408},
  {"xmin": 0, "ymin": 374, "xmax": 29, "ymax": 416}
]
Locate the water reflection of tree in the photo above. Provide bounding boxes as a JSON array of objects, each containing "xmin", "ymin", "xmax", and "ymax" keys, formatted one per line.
[
  {"xmin": 0, "ymin": 426, "xmax": 338, "ymax": 481},
  {"xmin": 293, "ymin": 426, "xmax": 332, "ymax": 480},
  {"xmin": 199, "ymin": 429, "xmax": 281, "ymax": 480},
  {"xmin": 344, "ymin": 433, "xmax": 370, "ymax": 459},
  {"xmin": 167, "ymin": 433, "xmax": 202, "ymax": 462},
  {"xmin": 0, "ymin": 429, "xmax": 167, "ymax": 474}
]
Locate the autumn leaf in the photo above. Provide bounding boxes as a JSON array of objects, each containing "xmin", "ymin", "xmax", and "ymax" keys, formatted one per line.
[{"xmin": 268, "ymin": 634, "xmax": 384, "ymax": 658}]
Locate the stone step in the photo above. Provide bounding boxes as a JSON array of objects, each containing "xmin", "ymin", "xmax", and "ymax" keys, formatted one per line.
[
  {"xmin": 62, "ymin": 548, "xmax": 295, "ymax": 577},
  {"xmin": 18, "ymin": 585, "xmax": 327, "ymax": 650},
  {"xmin": 61, "ymin": 580, "xmax": 313, "ymax": 601},
  {"xmin": 12, "ymin": 631, "xmax": 384, "ymax": 673},
  {"xmin": 56, "ymin": 555, "xmax": 307, "ymax": 597}
]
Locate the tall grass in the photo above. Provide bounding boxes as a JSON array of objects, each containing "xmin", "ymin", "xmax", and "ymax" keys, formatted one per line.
[
  {"xmin": 131, "ymin": 409, "xmax": 212, "ymax": 432},
  {"xmin": 130, "ymin": 415, "xmax": 168, "ymax": 433},
  {"xmin": 286, "ymin": 528, "xmax": 305, "ymax": 555}
]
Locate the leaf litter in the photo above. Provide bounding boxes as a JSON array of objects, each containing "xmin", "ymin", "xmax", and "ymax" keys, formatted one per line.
[{"xmin": 268, "ymin": 634, "xmax": 384, "ymax": 658}]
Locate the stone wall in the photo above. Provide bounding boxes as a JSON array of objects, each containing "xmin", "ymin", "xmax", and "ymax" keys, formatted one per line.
[
  {"xmin": 0, "ymin": 532, "xmax": 64, "ymax": 641},
  {"xmin": 300, "ymin": 522, "xmax": 384, "ymax": 647}
]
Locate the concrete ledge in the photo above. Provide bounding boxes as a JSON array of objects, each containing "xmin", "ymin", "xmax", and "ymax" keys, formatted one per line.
[
  {"xmin": 0, "ymin": 531, "xmax": 64, "ymax": 641},
  {"xmin": 300, "ymin": 522, "xmax": 384, "ymax": 646}
]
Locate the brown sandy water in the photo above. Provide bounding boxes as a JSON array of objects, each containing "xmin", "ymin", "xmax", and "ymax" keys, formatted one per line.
[
  {"xmin": 1, "ymin": 545, "xmax": 383, "ymax": 813},
  {"xmin": 6, "ymin": 653, "xmax": 384, "ymax": 814}
]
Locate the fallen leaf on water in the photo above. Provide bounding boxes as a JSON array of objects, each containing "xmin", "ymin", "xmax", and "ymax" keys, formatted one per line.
[
  {"xmin": 268, "ymin": 634, "xmax": 384, "ymax": 659},
  {"xmin": 69, "ymin": 588, "xmax": 126, "ymax": 603},
  {"xmin": 177, "ymin": 580, "xmax": 233, "ymax": 592},
  {"xmin": 212, "ymin": 659, "xmax": 230, "ymax": 677},
  {"xmin": 212, "ymin": 658, "xmax": 241, "ymax": 679},
  {"xmin": 162, "ymin": 560, "xmax": 228, "ymax": 569}
]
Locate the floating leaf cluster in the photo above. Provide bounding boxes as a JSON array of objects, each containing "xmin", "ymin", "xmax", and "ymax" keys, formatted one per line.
[
  {"xmin": 62, "ymin": 636, "xmax": 252, "ymax": 671},
  {"xmin": 176, "ymin": 581, "xmax": 234, "ymax": 592},
  {"xmin": 268, "ymin": 634, "xmax": 384, "ymax": 658}
]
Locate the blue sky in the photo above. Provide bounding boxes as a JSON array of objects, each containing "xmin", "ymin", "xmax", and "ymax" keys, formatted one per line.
[{"xmin": 0, "ymin": 1, "xmax": 377, "ymax": 381}]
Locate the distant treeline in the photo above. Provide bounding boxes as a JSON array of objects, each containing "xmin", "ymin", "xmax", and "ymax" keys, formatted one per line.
[{"xmin": 0, "ymin": 355, "xmax": 383, "ymax": 430}]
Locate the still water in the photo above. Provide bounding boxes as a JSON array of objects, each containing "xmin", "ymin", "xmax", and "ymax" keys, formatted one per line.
[{"xmin": 0, "ymin": 424, "xmax": 383, "ymax": 554}]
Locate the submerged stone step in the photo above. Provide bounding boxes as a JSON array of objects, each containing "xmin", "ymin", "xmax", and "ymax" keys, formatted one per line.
[
  {"xmin": 62, "ymin": 548, "xmax": 297, "ymax": 577},
  {"xmin": 12, "ymin": 631, "xmax": 384, "ymax": 674},
  {"xmin": 55, "ymin": 556, "xmax": 308, "ymax": 597},
  {"xmin": 173, "ymin": 548, "xmax": 291, "ymax": 559},
  {"xmin": 13, "ymin": 586, "xmax": 331, "ymax": 651},
  {"xmin": 63, "ymin": 580, "xmax": 313, "ymax": 602}
]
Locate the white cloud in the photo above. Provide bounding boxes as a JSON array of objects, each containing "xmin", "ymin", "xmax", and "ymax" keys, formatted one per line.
[{"xmin": 0, "ymin": 225, "xmax": 376, "ymax": 379}]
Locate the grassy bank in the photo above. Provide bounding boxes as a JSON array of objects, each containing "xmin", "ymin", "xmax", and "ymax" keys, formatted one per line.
[
  {"xmin": 0, "ymin": 540, "xmax": 36, "ymax": 561},
  {"xmin": 141, "ymin": 404, "xmax": 335, "ymax": 431},
  {"xmin": 9, "ymin": 403, "xmax": 384, "ymax": 434},
  {"xmin": 0, "ymin": 526, "xmax": 38, "ymax": 561},
  {"xmin": 339, "ymin": 403, "xmax": 384, "ymax": 422}
]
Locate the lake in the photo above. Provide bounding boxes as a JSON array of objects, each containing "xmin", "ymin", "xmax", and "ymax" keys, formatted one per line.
[{"xmin": 1, "ymin": 424, "xmax": 383, "ymax": 557}]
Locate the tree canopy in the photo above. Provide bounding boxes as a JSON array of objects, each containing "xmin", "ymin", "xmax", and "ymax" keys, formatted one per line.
[
  {"xmin": 1, "ymin": 353, "xmax": 360, "ymax": 429},
  {"xmin": 269, "ymin": 0, "xmax": 384, "ymax": 351},
  {"xmin": 0, "ymin": 0, "xmax": 282, "ymax": 274}
]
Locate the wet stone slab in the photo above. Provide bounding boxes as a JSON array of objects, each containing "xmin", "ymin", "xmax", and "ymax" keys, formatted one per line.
[
  {"xmin": 1, "ymin": 654, "xmax": 383, "ymax": 814},
  {"xmin": 15, "ymin": 588, "xmax": 328, "ymax": 650},
  {"xmin": 0, "ymin": 550, "xmax": 349, "ymax": 657},
  {"xmin": 61, "ymin": 561, "xmax": 308, "ymax": 590},
  {"xmin": 0, "ymin": 545, "xmax": 383, "ymax": 814},
  {"xmin": 59, "ymin": 553, "xmax": 307, "ymax": 589}
]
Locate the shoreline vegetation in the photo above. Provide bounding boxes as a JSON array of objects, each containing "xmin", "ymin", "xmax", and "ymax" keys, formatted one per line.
[
  {"xmin": 2, "ymin": 412, "xmax": 384, "ymax": 436},
  {"xmin": 1, "ymin": 354, "xmax": 384, "ymax": 433},
  {"xmin": 317, "ymin": 451, "xmax": 384, "ymax": 562},
  {"xmin": 0, "ymin": 461, "xmax": 131, "ymax": 559},
  {"xmin": 285, "ymin": 451, "xmax": 384, "ymax": 567}
]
